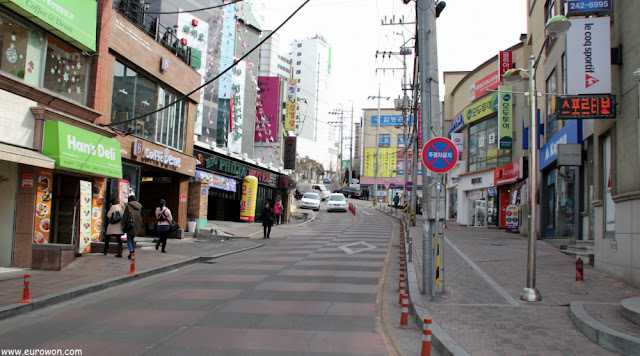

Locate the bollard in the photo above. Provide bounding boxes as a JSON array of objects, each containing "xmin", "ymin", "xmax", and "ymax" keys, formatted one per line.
[
  {"xmin": 394, "ymin": 294, "xmax": 412, "ymax": 329},
  {"xmin": 397, "ymin": 278, "xmax": 406, "ymax": 306},
  {"xmin": 127, "ymin": 252, "xmax": 137, "ymax": 275},
  {"xmin": 398, "ymin": 272, "xmax": 405, "ymax": 285},
  {"xmin": 18, "ymin": 274, "xmax": 33, "ymax": 303},
  {"xmin": 421, "ymin": 318, "xmax": 432, "ymax": 356}
]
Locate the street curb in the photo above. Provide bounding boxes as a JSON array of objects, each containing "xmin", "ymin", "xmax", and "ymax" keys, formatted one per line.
[
  {"xmin": 0, "ymin": 244, "xmax": 265, "ymax": 321},
  {"xmin": 377, "ymin": 207, "xmax": 470, "ymax": 356},
  {"xmin": 570, "ymin": 301, "xmax": 640, "ymax": 356}
]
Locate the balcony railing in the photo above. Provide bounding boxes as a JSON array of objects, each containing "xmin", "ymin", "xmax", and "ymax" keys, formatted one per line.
[{"xmin": 114, "ymin": 0, "xmax": 191, "ymax": 66}]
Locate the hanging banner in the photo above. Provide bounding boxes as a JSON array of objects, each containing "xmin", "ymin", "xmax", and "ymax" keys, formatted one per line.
[
  {"xmin": 255, "ymin": 76, "xmax": 281, "ymax": 143},
  {"xmin": 34, "ymin": 168, "xmax": 53, "ymax": 244},
  {"xmin": 498, "ymin": 85, "xmax": 513, "ymax": 150},
  {"xmin": 78, "ymin": 180, "xmax": 92, "ymax": 253},
  {"xmin": 90, "ymin": 178, "xmax": 105, "ymax": 243},
  {"xmin": 566, "ymin": 17, "xmax": 611, "ymax": 95},
  {"xmin": 285, "ymin": 79, "xmax": 298, "ymax": 131},
  {"xmin": 228, "ymin": 60, "xmax": 246, "ymax": 153},
  {"xmin": 284, "ymin": 136, "xmax": 297, "ymax": 170},
  {"xmin": 499, "ymin": 51, "xmax": 512, "ymax": 83},
  {"xmin": 240, "ymin": 176, "xmax": 258, "ymax": 222}
]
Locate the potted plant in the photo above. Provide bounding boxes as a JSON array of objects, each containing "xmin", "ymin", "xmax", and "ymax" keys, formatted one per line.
[{"xmin": 187, "ymin": 212, "xmax": 198, "ymax": 233}]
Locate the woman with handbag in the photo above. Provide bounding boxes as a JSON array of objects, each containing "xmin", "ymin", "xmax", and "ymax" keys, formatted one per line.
[
  {"xmin": 155, "ymin": 199, "xmax": 173, "ymax": 253},
  {"xmin": 121, "ymin": 195, "xmax": 142, "ymax": 259},
  {"xmin": 102, "ymin": 198, "xmax": 124, "ymax": 257}
]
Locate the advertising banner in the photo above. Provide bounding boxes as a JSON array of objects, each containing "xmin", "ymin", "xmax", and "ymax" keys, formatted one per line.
[
  {"xmin": 505, "ymin": 205, "xmax": 519, "ymax": 230},
  {"xmin": 470, "ymin": 70, "xmax": 500, "ymax": 101},
  {"xmin": 364, "ymin": 147, "xmax": 397, "ymax": 177},
  {"xmin": 285, "ymin": 79, "xmax": 298, "ymax": 131},
  {"xmin": 284, "ymin": 136, "xmax": 297, "ymax": 170},
  {"xmin": 42, "ymin": 121, "xmax": 122, "ymax": 178},
  {"xmin": 498, "ymin": 85, "xmax": 513, "ymax": 150},
  {"xmin": 240, "ymin": 176, "xmax": 258, "ymax": 222},
  {"xmin": 499, "ymin": 51, "xmax": 512, "ymax": 82},
  {"xmin": 90, "ymin": 178, "xmax": 105, "ymax": 244},
  {"xmin": 566, "ymin": 17, "xmax": 611, "ymax": 94},
  {"xmin": 78, "ymin": 180, "xmax": 92, "ymax": 253},
  {"xmin": 451, "ymin": 133, "xmax": 464, "ymax": 154},
  {"xmin": 229, "ymin": 60, "xmax": 246, "ymax": 153},
  {"xmin": 255, "ymin": 76, "xmax": 281, "ymax": 143},
  {"xmin": 195, "ymin": 170, "xmax": 237, "ymax": 192},
  {"xmin": 33, "ymin": 168, "xmax": 53, "ymax": 244},
  {"xmin": 3, "ymin": 0, "xmax": 97, "ymax": 51}
]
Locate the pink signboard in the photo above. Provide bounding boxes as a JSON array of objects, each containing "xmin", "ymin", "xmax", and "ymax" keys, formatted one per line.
[{"xmin": 255, "ymin": 76, "xmax": 281, "ymax": 143}]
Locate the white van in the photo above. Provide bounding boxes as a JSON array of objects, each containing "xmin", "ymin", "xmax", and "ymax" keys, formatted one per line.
[{"xmin": 310, "ymin": 184, "xmax": 330, "ymax": 201}]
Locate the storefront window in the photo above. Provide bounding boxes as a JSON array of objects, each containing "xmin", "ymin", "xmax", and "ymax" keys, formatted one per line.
[
  {"xmin": 0, "ymin": 12, "xmax": 43, "ymax": 86},
  {"xmin": 111, "ymin": 60, "xmax": 187, "ymax": 152},
  {"xmin": 43, "ymin": 36, "xmax": 88, "ymax": 103},
  {"xmin": 468, "ymin": 117, "xmax": 510, "ymax": 172}
]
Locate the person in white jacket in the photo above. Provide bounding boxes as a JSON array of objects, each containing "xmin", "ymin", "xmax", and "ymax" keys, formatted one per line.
[{"xmin": 102, "ymin": 198, "xmax": 124, "ymax": 257}]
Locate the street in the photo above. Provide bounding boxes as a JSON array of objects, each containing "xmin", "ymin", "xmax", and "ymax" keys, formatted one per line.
[{"xmin": 0, "ymin": 203, "xmax": 426, "ymax": 356}]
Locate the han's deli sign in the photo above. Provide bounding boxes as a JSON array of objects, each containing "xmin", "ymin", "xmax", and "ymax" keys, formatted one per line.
[
  {"xmin": 195, "ymin": 149, "xmax": 277, "ymax": 186},
  {"xmin": 42, "ymin": 121, "xmax": 122, "ymax": 178}
]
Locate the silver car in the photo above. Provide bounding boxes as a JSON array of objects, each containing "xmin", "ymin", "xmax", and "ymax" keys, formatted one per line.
[
  {"xmin": 300, "ymin": 192, "xmax": 321, "ymax": 211},
  {"xmin": 327, "ymin": 193, "xmax": 348, "ymax": 212}
]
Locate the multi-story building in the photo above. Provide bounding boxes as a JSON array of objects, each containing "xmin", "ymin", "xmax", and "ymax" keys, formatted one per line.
[
  {"xmin": 290, "ymin": 35, "xmax": 336, "ymax": 173},
  {"xmin": 258, "ymin": 30, "xmax": 292, "ymax": 80}
]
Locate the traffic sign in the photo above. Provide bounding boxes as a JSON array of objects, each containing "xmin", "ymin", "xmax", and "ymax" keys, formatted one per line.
[
  {"xmin": 405, "ymin": 181, "xmax": 413, "ymax": 191},
  {"xmin": 389, "ymin": 183, "xmax": 396, "ymax": 190},
  {"xmin": 421, "ymin": 137, "xmax": 459, "ymax": 173}
]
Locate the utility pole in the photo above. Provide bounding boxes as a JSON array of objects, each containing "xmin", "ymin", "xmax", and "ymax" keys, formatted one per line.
[
  {"xmin": 368, "ymin": 87, "xmax": 390, "ymax": 206},
  {"xmin": 328, "ymin": 106, "xmax": 345, "ymax": 184},
  {"xmin": 417, "ymin": 0, "xmax": 444, "ymax": 299}
]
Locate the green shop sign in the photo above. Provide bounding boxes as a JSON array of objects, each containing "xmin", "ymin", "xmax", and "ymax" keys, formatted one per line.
[
  {"xmin": 0, "ymin": 0, "xmax": 97, "ymax": 51},
  {"xmin": 43, "ymin": 121, "xmax": 122, "ymax": 178},
  {"xmin": 464, "ymin": 93, "xmax": 498, "ymax": 125}
]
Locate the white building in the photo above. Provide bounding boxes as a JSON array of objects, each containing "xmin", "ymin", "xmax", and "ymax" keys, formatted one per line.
[{"xmin": 258, "ymin": 30, "xmax": 292, "ymax": 79}]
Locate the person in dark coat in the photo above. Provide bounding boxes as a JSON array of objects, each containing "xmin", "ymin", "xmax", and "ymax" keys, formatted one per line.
[
  {"xmin": 121, "ymin": 195, "xmax": 142, "ymax": 260},
  {"xmin": 261, "ymin": 202, "xmax": 275, "ymax": 239},
  {"xmin": 394, "ymin": 192, "xmax": 400, "ymax": 209}
]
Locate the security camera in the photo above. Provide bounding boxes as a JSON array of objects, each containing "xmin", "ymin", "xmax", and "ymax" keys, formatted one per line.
[{"xmin": 633, "ymin": 68, "xmax": 640, "ymax": 81}]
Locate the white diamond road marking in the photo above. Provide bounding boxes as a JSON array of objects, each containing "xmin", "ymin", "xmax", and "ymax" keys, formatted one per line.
[
  {"xmin": 338, "ymin": 241, "xmax": 377, "ymax": 254},
  {"xmin": 360, "ymin": 210, "xmax": 374, "ymax": 216}
]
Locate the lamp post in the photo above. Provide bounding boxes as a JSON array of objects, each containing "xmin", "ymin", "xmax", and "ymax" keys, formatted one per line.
[{"xmin": 503, "ymin": 14, "xmax": 571, "ymax": 302}]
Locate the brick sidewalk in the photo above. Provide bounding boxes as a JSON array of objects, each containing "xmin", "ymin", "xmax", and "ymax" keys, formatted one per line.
[{"xmin": 401, "ymin": 214, "xmax": 640, "ymax": 355}]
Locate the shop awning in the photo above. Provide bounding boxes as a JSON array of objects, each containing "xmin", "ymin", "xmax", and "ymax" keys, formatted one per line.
[{"xmin": 0, "ymin": 143, "xmax": 55, "ymax": 169}]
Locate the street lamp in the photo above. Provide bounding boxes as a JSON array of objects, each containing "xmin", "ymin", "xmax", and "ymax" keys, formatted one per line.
[{"xmin": 503, "ymin": 14, "xmax": 571, "ymax": 302}]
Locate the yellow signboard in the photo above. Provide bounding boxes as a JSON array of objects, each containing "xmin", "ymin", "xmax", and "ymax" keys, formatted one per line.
[
  {"xmin": 364, "ymin": 147, "xmax": 397, "ymax": 177},
  {"xmin": 463, "ymin": 93, "xmax": 498, "ymax": 125},
  {"xmin": 284, "ymin": 79, "xmax": 297, "ymax": 131}
]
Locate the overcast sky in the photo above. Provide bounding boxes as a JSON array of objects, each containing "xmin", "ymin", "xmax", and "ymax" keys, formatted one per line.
[{"xmin": 251, "ymin": 0, "xmax": 527, "ymax": 121}]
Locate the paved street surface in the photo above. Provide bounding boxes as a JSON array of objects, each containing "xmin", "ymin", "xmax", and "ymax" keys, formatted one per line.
[{"xmin": 0, "ymin": 202, "xmax": 429, "ymax": 355}]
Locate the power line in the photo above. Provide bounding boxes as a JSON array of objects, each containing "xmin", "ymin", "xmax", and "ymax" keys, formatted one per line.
[{"xmin": 105, "ymin": 0, "xmax": 312, "ymax": 133}]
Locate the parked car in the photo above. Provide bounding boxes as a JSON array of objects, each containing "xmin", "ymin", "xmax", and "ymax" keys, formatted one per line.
[
  {"xmin": 333, "ymin": 186, "xmax": 361, "ymax": 198},
  {"xmin": 327, "ymin": 193, "xmax": 348, "ymax": 212},
  {"xmin": 310, "ymin": 184, "xmax": 330, "ymax": 201},
  {"xmin": 299, "ymin": 192, "xmax": 321, "ymax": 211}
]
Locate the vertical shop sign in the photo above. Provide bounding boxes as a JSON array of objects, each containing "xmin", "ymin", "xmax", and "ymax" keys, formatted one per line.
[
  {"xmin": 78, "ymin": 180, "xmax": 93, "ymax": 253},
  {"xmin": 499, "ymin": 51, "xmax": 512, "ymax": 82},
  {"xmin": 285, "ymin": 79, "xmax": 298, "ymax": 131},
  {"xmin": 91, "ymin": 178, "xmax": 105, "ymax": 243},
  {"xmin": 284, "ymin": 136, "xmax": 297, "ymax": 170},
  {"xmin": 228, "ymin": 60, "xmax": 246, "ymax": 153},
  {"xmin": 566, "ymin": 17, "xmax": 611, "ymax": 95},
  {"xmin": 34, "ymin": 169, "xmax": 53, "ymax": 244},
  {"xmin": 498, "ymin": 85, "xmax": 513, "ymax": 150},
  {"xmin": 240, "ymin": 176, "xmax": 258, "ymax": 222}
]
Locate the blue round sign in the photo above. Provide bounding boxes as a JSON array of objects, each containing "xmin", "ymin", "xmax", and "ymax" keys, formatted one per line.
[
  {"xmin": 405, "ymin": 181, "xmax": 413, "ymax": 192},
  {"xmin": 421, "ymin": 137, "xmax": 459, "ymax": 173},
  {"xmin": 389, "ymin": 183, "xmax": 396, "ymax": 190}
]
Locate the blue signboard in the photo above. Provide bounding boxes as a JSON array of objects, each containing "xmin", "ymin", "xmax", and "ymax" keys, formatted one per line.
[
  {"xmin": 379, "ymin": 135, "xmax": 391, "ymax": 145},
  {"xmin": 398, "ymin": 134, "xmax": 412, "ymax": 146},
  {"xmin": 448, "ymin": 113, "xmax": 464, "ymax": 135},
  {"xmin": 566, "ymin": 0, "xmax": 612, "ymax": 16},
  {"xmin": 538, "ymin": 120, "xmax": 582, "ymax": 171},
  {"xmin": 371, "ymin": 115, "xmax": 415, "ymax": 126}
]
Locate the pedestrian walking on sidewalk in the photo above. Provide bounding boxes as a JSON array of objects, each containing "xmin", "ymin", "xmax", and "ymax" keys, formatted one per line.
[
  {"xmin": 261, "ymin": 202, "xmax": 275, "ymax": 239},
  {"xmin": 274, "ymin": 199, "xmax": 283, "ymax": 225},
  {"xmin": 103, "ymin": 197, "xmax": 124, "ymax": 257},
  {"xmin": 121, "ymin": 195, "xmax": 142, "ymax": 260},
  {"xmin": 155, "ymin": 199, "xmax": 173, "ymax": 253},
  {"xmin": 394, "ymin": 192, "xmax": 400, "ymax": 209}
]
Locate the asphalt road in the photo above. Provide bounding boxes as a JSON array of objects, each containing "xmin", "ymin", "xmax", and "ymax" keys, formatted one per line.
[{"xmin": 0, "ymin": 201, "xmax": 429, "ymax": 356}]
